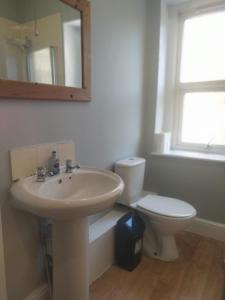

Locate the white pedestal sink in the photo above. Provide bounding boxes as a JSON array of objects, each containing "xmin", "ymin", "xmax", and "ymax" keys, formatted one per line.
[{"xmin": 11, "ymin": 167, "xmax": 124, "ymax": 300}]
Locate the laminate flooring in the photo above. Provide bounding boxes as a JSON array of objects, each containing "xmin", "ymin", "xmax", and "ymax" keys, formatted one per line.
[{"xmin": 90, "ymin": 232, "xmax": 225, "ymax": 300}]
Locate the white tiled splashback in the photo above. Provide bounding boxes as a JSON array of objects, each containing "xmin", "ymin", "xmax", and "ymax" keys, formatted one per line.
[{"xmin": 10, "ymin": 141, "xmax": 75, "ymax": 181}]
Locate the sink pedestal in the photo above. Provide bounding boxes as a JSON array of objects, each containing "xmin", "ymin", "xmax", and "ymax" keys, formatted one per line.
[
  {"xmin": 52, "ymin": 217, "xmax": 89, "ymax": 300},
  {"xmin": 11, "ymin": 167, "xmax": 124, "ymax": 299}
]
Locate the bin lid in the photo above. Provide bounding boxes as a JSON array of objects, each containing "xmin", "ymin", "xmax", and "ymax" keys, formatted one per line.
[{"xmin": 116, "ymin": 212, "xmax": 145, "ymax": 235}]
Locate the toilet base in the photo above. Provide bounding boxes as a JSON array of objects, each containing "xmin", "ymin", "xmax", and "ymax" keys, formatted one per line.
[
  {"xmin": 141, "ymin": 213, "xmax": 179, "ymax": 261},
  {"xmin": 143, "ymin": 231, "xmax": 179, "ymax": 261},
  {"xmin": 127, "ymin": 193, "xmax": 196, "ymax": 262}
]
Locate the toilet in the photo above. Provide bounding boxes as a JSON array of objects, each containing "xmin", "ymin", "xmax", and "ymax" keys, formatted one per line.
[{"xmin": 115, "ymin": 157, "xmax": 197, "ymax": 261}]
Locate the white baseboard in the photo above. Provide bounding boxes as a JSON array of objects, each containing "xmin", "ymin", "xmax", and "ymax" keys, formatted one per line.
[
  {"xmin": 23, "ymin": 284, "xmax": 49, "ymax": 300},
  {"xmin": 0, "ymin": 209, "xmax": 7, "ymax": 300},
  {"xmin": 186, "ymin": 217, "xmax": 225, "ymax": 242}
]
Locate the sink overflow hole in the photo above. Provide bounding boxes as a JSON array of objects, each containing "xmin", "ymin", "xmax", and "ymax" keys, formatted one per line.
[{"xmin": 58, "ymin": 179, "xmax": 62, "ymax": 184}]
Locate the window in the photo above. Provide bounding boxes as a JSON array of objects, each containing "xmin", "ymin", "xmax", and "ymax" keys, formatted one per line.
[
  {"xmin": 174, "ymin": 9, "xmax": 225, "ymax": 153},
  {"xmin": 28, "ymin": 47, "xmax": 56, "ymax": 85}
]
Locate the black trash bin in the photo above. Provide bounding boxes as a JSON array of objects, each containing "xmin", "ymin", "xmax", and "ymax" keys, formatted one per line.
[{"xmin": 115, "ymin": 211, "xmax": 145, "ymax": 271}]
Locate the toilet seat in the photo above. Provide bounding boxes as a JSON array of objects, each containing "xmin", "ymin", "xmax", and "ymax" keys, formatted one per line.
[{"xmin": 137, "ymin": 195, "xmax": 196, "ymax": 218}]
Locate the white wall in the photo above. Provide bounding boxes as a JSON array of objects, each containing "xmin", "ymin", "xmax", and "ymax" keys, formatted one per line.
[{"xmin": 0, "ymin": 0, "xmax": 147, "ymax": 299}]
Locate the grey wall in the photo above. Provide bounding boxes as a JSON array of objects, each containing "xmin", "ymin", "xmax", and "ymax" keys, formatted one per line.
[
  {"xmin": 145, "ymin": 156, "xmax": 225, "ymax": 223},
  {"xmin": 21, "ymin": 0, "xmax": 81, "ymax": 23},
  {"xmin": 0, "ymin": 0, "xmax": 80, "ymax": 23},
  {"xmin": 143, "ymin": 0, "xmax": 225, "ymax": 224},
  {"xmin": 0, "ymin": 0, "xmax": 21, "ymax": 22},
  {"xmin": 0, "ymin": 0, "xmax": 147, "ymax": 298},
  {"xmin": 143, "ymin": 0, "xmax": 161, "ymax": 155}
]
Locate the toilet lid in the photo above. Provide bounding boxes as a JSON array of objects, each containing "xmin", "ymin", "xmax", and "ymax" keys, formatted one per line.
[{"xmin": 137, "ymin": 195, "xmax": 196, "ymax": 218}]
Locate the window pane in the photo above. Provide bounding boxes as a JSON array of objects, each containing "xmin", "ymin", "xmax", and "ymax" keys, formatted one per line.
[
  {"xmin": 181, "ymin": 92, "xmax": 225, "ymax": 146},
  {"xmin": 29, "ymin": 48, "xmax": 53, "ymax": 84},
  {"xmin": 180, "ymin": 11, "xmax": 225, "ymax": 83}
]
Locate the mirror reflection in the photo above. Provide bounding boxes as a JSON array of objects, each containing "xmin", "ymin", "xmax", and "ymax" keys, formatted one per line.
[{"xmin": 0, "ymin": 0, "xmax": 82, "ymax": 88}]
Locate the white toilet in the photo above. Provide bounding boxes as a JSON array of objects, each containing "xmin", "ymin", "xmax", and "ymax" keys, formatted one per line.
[{"xmin": 115, "ymin": 157, "xmax": 197, "ymax": 261}]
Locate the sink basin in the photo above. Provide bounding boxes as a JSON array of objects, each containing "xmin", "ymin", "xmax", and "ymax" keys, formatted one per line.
[
  {"xmin": 11, "ymin": 167, "xmax": 124, "ymax": 220},
  {"xmin": 10, "ymin": 167, "xmax": 124, "ymax": 300}
]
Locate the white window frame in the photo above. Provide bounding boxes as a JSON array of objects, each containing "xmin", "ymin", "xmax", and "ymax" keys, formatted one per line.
[{"xmin": 172, "ymin": 6, "xmax": 225, "ymax": 155}]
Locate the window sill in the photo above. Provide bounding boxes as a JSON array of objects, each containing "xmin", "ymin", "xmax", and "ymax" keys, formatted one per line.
[{"xmin": 151, "ymin": 150, "xmax": 225, "ymax": 164}]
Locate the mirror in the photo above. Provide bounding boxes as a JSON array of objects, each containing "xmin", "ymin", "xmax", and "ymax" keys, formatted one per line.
[{"xmin": 0, "ymin": 0, "xmax": 91, "ymax": 101}]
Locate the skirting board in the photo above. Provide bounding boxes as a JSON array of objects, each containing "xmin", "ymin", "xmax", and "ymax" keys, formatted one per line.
[
  {"xmin": 23, "ymin": 284, "xmax": 49, "ymax": 300},
  {"xmin": 186, "ymin": 217, "xmax": 225, "ymax": 242},
  {"xmin": 0, "ymin": 209, "xmax": 7, "ymax": 300}
]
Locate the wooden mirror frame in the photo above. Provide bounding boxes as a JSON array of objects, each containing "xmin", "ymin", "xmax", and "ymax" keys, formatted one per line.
[{"xmin": 0, "ymin": 0, "xmax": 91, "ymax": 102}]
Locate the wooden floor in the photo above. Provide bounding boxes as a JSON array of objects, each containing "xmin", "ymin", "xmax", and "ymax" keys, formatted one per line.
[{"xmin": 90, "ymin": 232, "xmax": 225, "ymax": 300}]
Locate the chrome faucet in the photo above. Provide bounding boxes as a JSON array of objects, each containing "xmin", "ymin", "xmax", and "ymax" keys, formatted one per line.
[
  {"xmin": 65, "ymin": 160, "xmax": 80, "ymax": 173},
  {"xmin": 36, "ymin": 167, "xmax": 47, "ymax": 182}
]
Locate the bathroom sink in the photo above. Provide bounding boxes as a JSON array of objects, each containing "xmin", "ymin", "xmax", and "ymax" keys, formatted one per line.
[
  {"xmin": 11, "ymin": 167, "xmax": 124, "ymax": 220},
  {"xmin": 11, "ymin": 167, "xmax": 124, "ymax": 300}
]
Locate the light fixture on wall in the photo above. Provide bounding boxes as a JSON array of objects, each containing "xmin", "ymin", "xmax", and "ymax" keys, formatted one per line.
[
  {"xmin": 33, "ymin": 3, "xmax": 40, "ymax": 37},
  {"xmin": 34, "ymin": 19, "xmax": 39, "ymax": 37}
]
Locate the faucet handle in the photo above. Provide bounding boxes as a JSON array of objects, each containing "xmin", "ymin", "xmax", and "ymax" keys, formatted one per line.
[
  {"xmin": 65, "ymin": 160, "xmax": 80, "ymax": 173},
  {"xmin": 66, "ymin": 159, "xmax": 73, "ymax": 165},
  {"xmin": 36, "ymin": 166, "xmax": 47, "ymax": 182}
]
